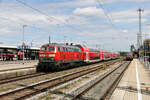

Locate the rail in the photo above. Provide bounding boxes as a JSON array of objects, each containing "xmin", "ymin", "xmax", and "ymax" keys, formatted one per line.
[
  {"xmin": 0, "ymin": 60, "xmax": 120, "ymax": 100},
  {"xmin": 68, "ymin": 61, "xmax": 130, "ymax": 100},
  {"xmin": 0, "ymin": 72, "xmax": 46, "ymax": 85}
]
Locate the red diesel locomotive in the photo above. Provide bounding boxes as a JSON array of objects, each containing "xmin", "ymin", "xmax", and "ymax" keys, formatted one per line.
[
  {"xmin": 37, "ymin": 43, "xmax": 119, "ymax": 72},
  {"xmin": 37, "ymin": 43, "xmax": 83, "ymax": 71}
]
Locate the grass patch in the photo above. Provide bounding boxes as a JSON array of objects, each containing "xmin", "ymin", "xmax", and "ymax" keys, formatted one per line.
[
  {"xmin": 60, "ymin": 85, "xmax": 70, "ymax": 89},
  {"xmin": 82, "ymin": 76, "xmax": 90, "ymax": 79},
  {"xmin": 50, "ymin": 90, "xmax": 64, "ymax": 95},
  {"xmin": 37, "ymin": 94, "xmax": 54, "ymax": 100},
  {"xmin": 16, "ymin": 72, "xmax": 24, "ymax": 76}
]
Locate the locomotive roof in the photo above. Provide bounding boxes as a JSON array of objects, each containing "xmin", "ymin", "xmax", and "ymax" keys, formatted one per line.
[{"xmin": 42, "ymin": 43, "xmax": 81, "ymax": 49}]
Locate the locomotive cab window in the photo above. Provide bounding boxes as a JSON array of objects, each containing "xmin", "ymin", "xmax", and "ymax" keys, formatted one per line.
[
  {"xmin": 41, "ymin": 47, "xmax": 47, "ymax": 51},
  {"xmin": 48, "ymin": 47, "xmax": 55, "ymax": 51},
  {"xmin": 58, "ymin": 47, "xmax": 60, "ymax": 51}
]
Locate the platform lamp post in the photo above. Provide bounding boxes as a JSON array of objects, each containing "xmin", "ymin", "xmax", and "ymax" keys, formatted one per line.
[
  {"xmin": 0, "ymin": 42, "xmax": 3, "ymax": 61},
  {"xmin": 22, "ymin": 25, "xmax": 27, "ymax": 64}
]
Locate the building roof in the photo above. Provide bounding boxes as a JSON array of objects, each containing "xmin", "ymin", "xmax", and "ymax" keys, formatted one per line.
[{"xmin": 0, "ymin": 45, "xmax": 40, "ymax": 50}]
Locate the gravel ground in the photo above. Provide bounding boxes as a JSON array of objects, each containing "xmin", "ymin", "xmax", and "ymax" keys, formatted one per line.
[
  {"xmin": 32, "ymin": 62, "xmax": 121, "ymax": 100},
  {"xmin": 81, "ymin": 62, "xmax": 128, "ymax": 100}
]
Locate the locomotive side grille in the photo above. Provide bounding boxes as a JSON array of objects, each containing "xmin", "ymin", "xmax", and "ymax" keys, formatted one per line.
[{"xmin": 40, "ymin": 58, "xmax": 54, "ymax": 62}]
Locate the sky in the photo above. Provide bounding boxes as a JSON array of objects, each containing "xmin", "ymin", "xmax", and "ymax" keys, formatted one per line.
[{"xmin": 0, "ymin": 0, "xmax": 150, "ymax": 52}]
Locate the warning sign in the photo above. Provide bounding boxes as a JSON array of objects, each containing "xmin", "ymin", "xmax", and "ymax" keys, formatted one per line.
[{"xmin": 22, "ymin": 42, "xmax": 25, "ymax": 47}]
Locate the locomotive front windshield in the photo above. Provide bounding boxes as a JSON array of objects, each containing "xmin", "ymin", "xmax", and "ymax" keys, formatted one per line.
[
  {"xmin": 41, "ymin": 47, "xmax": 47, "ymax": 51},
  {"xmin": 48, "ymin": 47, "xmax": 55, "ymax": 51}
]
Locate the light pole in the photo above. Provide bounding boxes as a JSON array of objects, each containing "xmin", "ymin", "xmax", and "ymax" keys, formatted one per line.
[
  {"xmin": 31, "ymin": 40, "xmax": 34, "ymax": 47},
  {"xmin": 0, "ymin": 42, "xmax": 3, "ymax": 61},
  {"xmin": 22, "ymin": 25, "xmax": 27, "ymax": 64}
]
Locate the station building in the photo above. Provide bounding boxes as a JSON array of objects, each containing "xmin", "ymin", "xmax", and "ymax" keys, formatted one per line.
[{"xmin": 0, "ymin": 45, "xmax": 39, "ymax": 61}]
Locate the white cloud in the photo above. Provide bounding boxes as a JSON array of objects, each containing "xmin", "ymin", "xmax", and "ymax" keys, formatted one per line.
[
  {"xmin": 122, "ymin": 30, "xmax": 128, "ymax": 33},
  {"xmin": 73, "ymin": 7, "xmax": 104, "ymax": 18},
  {"xmin": 43, "ymin": 0, "xmax": 96, "ymax": 8},
  {"xmin": 42, "ymin": 0, "xmax": 150, "ymax": 8},
  {"xmin": 111, "ymin": 10, "xmax": 137, "ymax": 19},
  {"xmin": 101, "ymin": 0, "xmax": 150, "ymax": 4},
  {"xmin": 111, "ymin": 10, "xmax": 150, "ymax": 19},
  {"xmin": 0, "ymin": 28, "xmax": 12, "ymax": 34},
  {"xmin": 65, "ymin": 15, "xmax": 90, "ymax": 25},
  {"xmin": 113, "ymin": 18, "xmax": 147, "ymax": 23}
]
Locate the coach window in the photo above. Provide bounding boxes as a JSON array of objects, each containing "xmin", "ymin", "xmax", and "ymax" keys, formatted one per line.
[
  {"xmin": 70, "ymin": 48, "xmax": 72, "ymax": 52},
  {"xmin": 60, "ymin": 47, "xmax": 62, "ymax": 51},
  {"xmin": 68, "ymin": 48, "xmax": 71, "ymax": 52},
  {"xmin": 75, "ymin": 49, "xmax": 77, "ymax": 52},
  {"xmin": 79, "ymin": 49, "xmax": 81, "ymax": 52},
  {"xmin": 63, "ymin": 47, "xmax": 65, "ymax": 51},
  {"xmin": 65, "ymin": 48, "xmax": 68, "ymax": 51},
  {"xmin": 58, "ymin": 47, "xmax": 60, "ymax": 51}
]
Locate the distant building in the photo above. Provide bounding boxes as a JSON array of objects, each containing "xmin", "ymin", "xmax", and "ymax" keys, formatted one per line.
[{"xmin": 0, "ymin": 45, "xmax": 39, "ymax": 60}]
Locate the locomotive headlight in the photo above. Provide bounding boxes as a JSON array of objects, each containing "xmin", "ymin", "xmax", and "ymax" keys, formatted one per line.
[{"xmin": 47, "ymin": 54, "xmax": 55, "ymax": 57}]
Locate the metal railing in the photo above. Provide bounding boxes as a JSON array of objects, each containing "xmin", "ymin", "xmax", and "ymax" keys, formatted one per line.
[{"xmin": 139, "ymin": 57, "xmax": 150, "ymax": 70}]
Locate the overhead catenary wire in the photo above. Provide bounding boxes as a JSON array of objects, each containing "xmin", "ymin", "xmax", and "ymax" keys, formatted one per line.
[
  {"xmin": 15, "ymin": 0, "xmax": 82, "ymax": 32},
  {"xmin": 0, "ymin": 16, "xmax": 58, "ymax": 42},
  {"xmin": 95, "ymin": 0, "xmax": 129, "ymax": 40},
  {"xmin": 95, "ymin": 0, "xmax": 127, "ymax": 32},
  {"xmin": 15, "ymin": 0, "xmax": 62, "ymax": 24},
  {"xmin": 95, "ymin": 0, "xmax": 132, "ymax": 51},
  {"xmin": 95, "ymin": 0, "xmax": 116, "ymax": 29}
]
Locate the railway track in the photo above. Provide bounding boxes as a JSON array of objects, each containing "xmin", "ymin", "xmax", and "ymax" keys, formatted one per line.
[
  {"xmin": 0, "ymin": 72, "xmax": 47, "ymax": 85},
  {"xmin": 0, "ymin": 60, "xmax": 120, "ymax": 100},
  {"xmin": 0, "ymin": 59, "xmax": 119, "ymax": 85},
  {"xmin": 70, "ymin": 61, "xmax": 131, "ymax": 100}
]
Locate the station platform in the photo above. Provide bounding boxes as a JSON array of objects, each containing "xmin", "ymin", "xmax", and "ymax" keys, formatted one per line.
[
  {"xmin": 110, "ymin": 59, "xmax": 150, "ymax": 100},
  {"xmin": 0, "ymin": 61, "xmax": 38, "ymax": 71}
]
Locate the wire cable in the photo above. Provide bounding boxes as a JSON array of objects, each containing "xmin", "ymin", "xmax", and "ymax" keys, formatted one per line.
[
  {"xmin": 96, "ymin": 0, "xmax": 116, "ymax": 28},
  {"xmin": 96, "ymin": 0, "xmax": 130, "ymax": 41},
  {"xmin": 15, "ymin": 0, "xmax": 82, "ymax": 32},
  {"xmin": 15, "ymin": 0, "xmax": 62, "ymax": 24}
]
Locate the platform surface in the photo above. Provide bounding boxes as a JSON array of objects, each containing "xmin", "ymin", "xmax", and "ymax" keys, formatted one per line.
[
  {"xmin": 0, "ymin": 60, "xmax": 38, "ymax": 71},
  {"xmin": 110, "ymin": 59, "xmax": 150, "ymax": 100}
]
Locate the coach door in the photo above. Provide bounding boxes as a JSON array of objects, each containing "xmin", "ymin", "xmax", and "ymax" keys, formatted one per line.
[
  {"xmin": 85, "ymin": 52, "xmax": 89, "ymax": 62},
  {"xmin": 100, "ymin": 52, "xmax": 102, "ymax": 60}
]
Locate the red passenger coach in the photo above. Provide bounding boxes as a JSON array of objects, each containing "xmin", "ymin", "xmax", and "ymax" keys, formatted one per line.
[
  {"xmin": 75, "ymin": 45, "xmax": 101, "ymax": 63},
  {"xmin": 100, "ymin": 50, "xmax": 104, "ymax": 60},
  {"xmin": 88, "ymin": 49, "xmax": 101, "ymax": 63}
]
